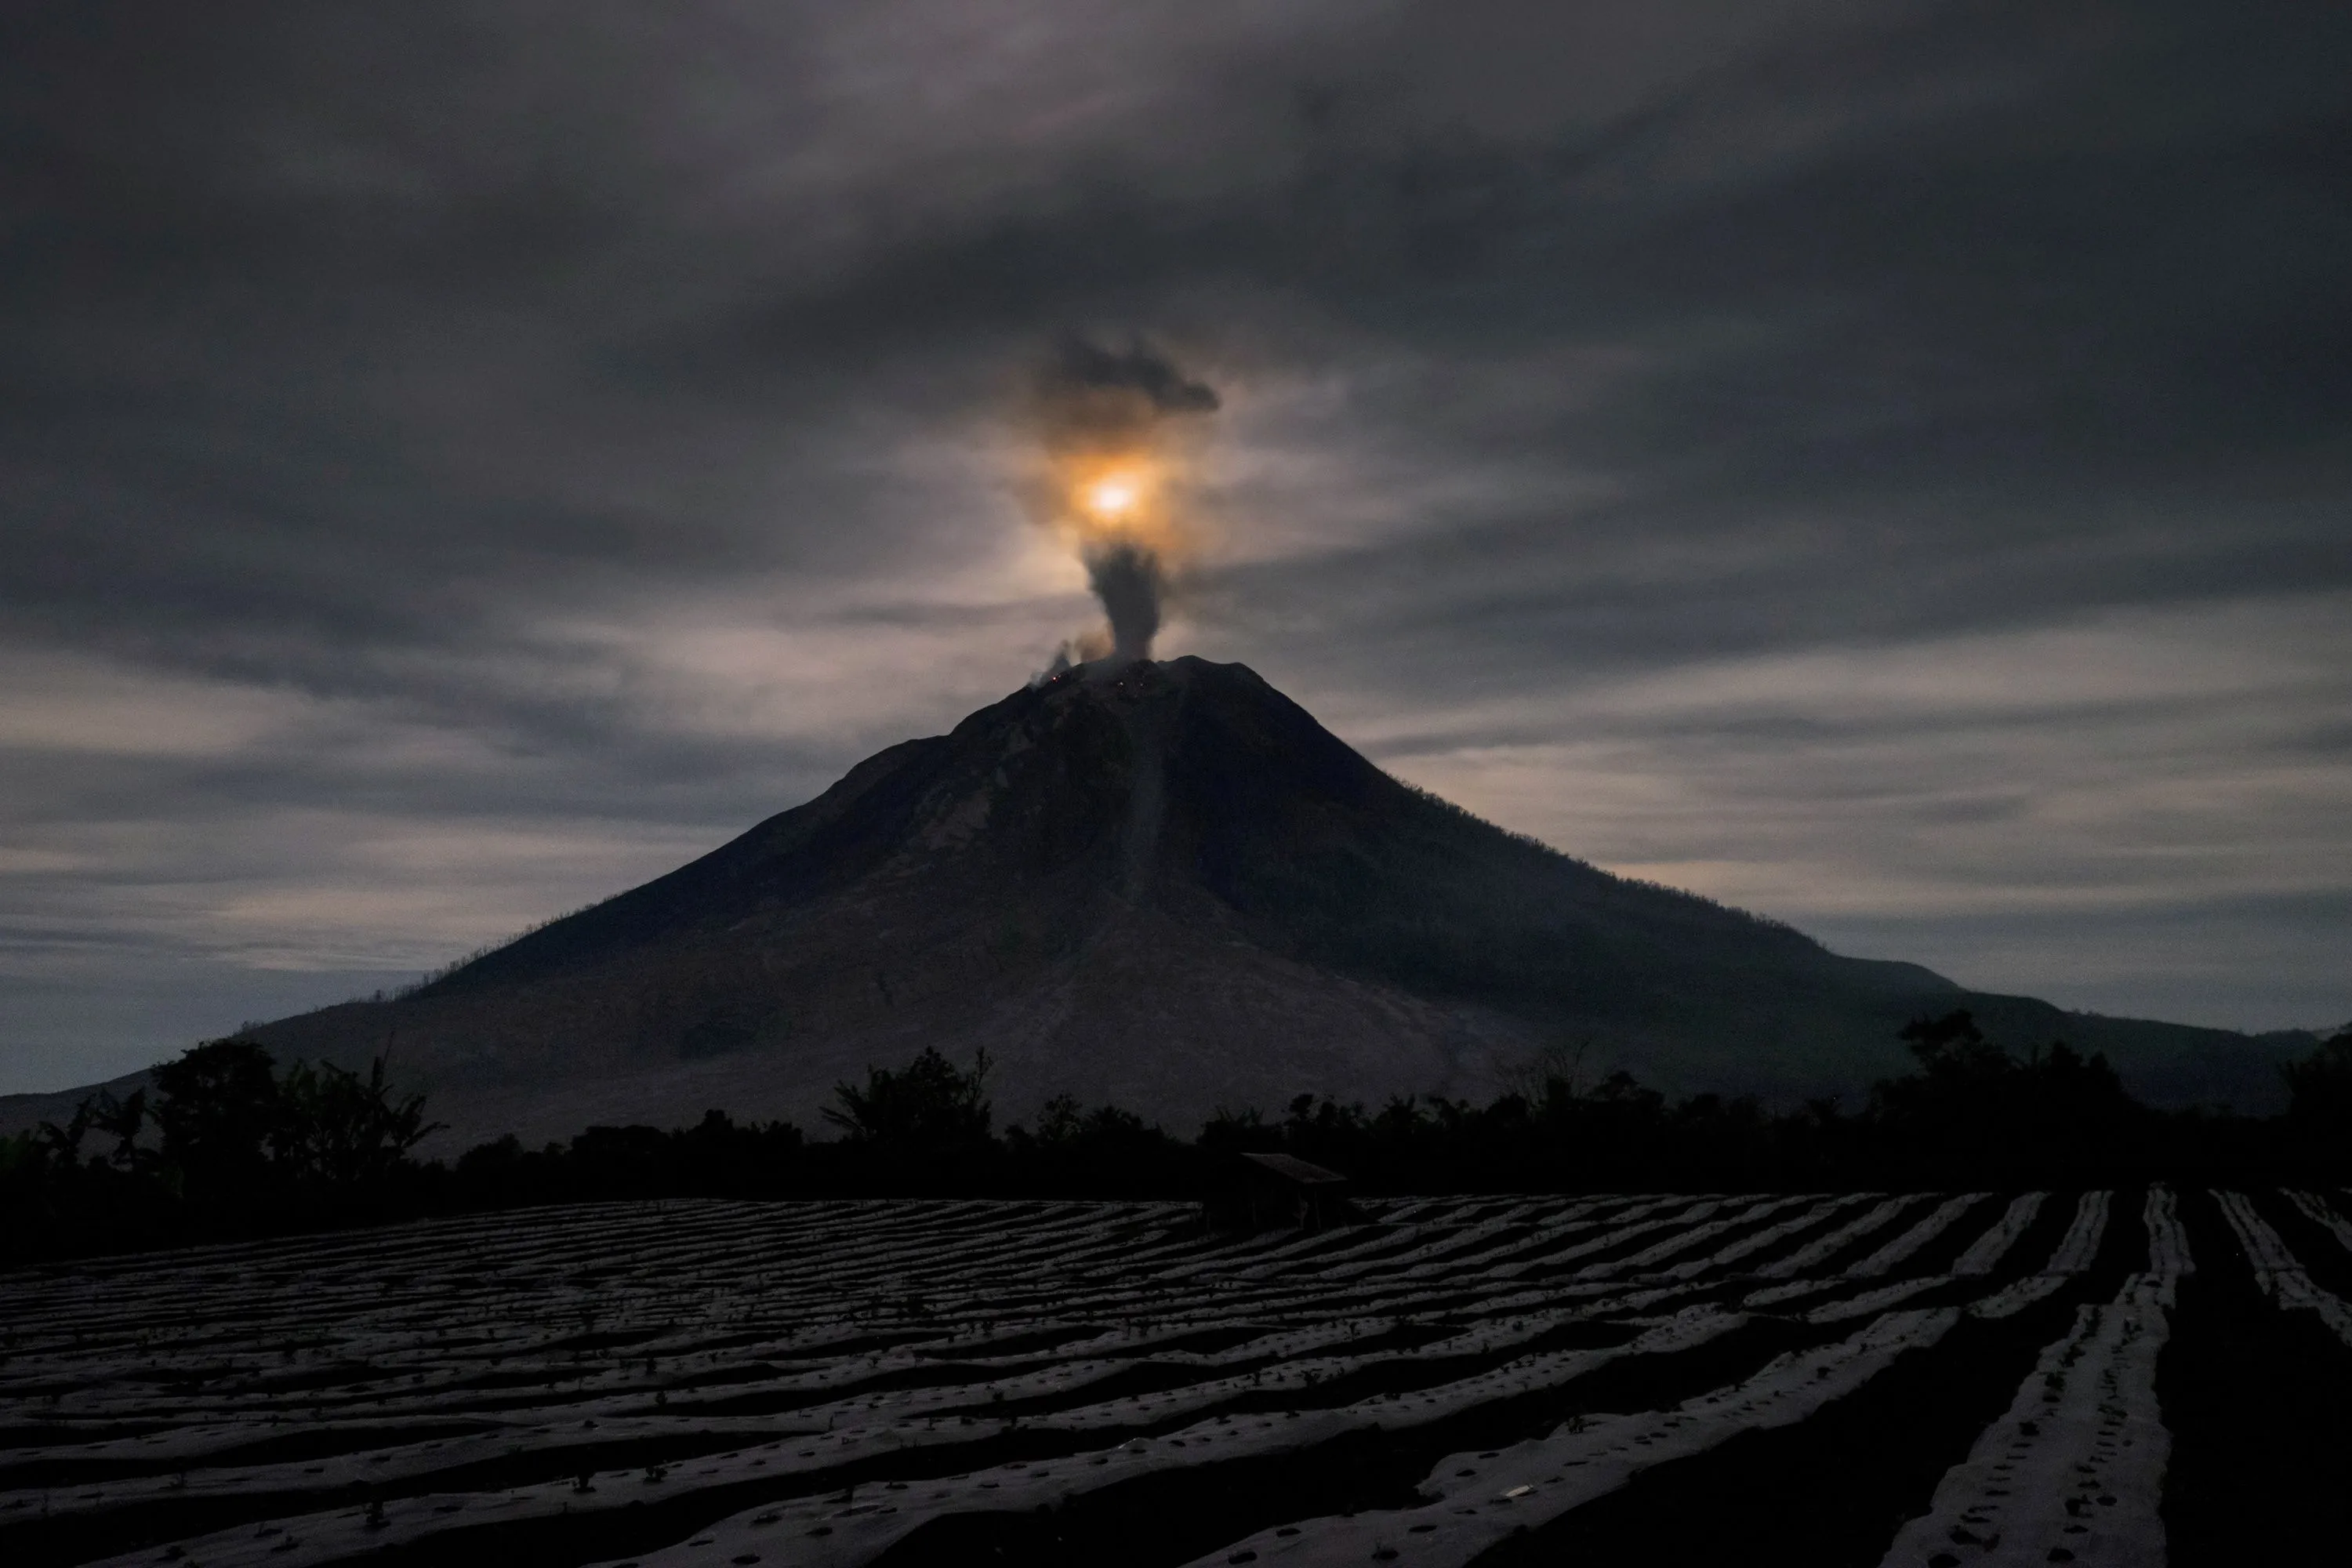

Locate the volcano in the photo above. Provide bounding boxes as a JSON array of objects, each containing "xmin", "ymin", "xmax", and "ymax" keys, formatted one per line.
[{"xmin": 108, "ymin": 658, "xmax": 2303, "ymax": 1147}]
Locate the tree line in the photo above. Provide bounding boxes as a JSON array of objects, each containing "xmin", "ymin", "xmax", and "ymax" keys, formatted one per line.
[{"xmin": 5, "ymin": 1013, "xmax": 2350, "ymax": 1264}]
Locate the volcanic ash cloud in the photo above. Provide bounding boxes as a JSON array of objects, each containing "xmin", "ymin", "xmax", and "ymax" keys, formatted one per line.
[{"xmin": 1030, "ymin": 336, "xmax": 1219, "ymax": 662}]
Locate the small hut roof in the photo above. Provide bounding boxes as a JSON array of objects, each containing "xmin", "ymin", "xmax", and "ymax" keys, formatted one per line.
[{"xmin": 1237, "ymin": 1151, "xmax": 1348, "ymax": 1185}]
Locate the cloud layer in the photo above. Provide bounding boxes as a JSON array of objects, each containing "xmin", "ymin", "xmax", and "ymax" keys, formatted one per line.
[{"xmin": 3, "ymin": 1, "xmax": 2347, "ymax": 1089}]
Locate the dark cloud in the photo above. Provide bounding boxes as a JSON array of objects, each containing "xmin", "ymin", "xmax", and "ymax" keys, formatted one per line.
[
  {"xmin": 2, "ymin": 0, "xmax": 2348, "ymax": 1087},
  {"xmin": 1039, "ymin": 336, "xmax": 1221, "ymax": 428}
]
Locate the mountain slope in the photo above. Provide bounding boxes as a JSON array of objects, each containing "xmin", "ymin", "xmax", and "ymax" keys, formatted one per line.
[{"xmin": 87, "ymin": 656, "xmax": 2303, "ymax": 1148}]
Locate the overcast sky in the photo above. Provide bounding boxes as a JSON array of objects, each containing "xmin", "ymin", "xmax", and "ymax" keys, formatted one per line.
[{"xmin": 4, "ymin": 1, "xmax": 2347, "ymax": 1092}]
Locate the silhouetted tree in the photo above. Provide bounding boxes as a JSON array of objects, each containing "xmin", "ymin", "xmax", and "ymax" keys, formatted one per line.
[
  {"xmin": 1893, "ymin": 1009, "xmax": 2008, "ymax": 1076},
  {"xmin": 38, "ymin": 1087, "xmax": 154, "ymax": 1176},
  {"xmin": 275, "ymin": 1056, "xmax": 443, "ymax": 1189},
  {"xmin": 2282, "ymin": 1029, "xmax": 2352, "ymax": 1143},
  {"xmin": 824, "ymin": 1047, "xmax": 993, "ymax": 1150},
  {"xmin": 1016, "ymin": 1094, "xmax": 1156, "ymax": 1151},
  {"xmin": 151, "ymin": 1040, "xmax": 284, "ymax": 1196},
  {"xmin": 1871, "ymin": 1009, "xmax": 2140, "ymax": 1183}
]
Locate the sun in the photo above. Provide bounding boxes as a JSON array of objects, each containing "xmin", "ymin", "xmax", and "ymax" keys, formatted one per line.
[
  {"xmin": 1054, "ymin": 458, "xmax": 1180, "ymax": 556},
  {"xmin": 1083, "ymin": 476, "xmax": 1141, "ymax": 519}
]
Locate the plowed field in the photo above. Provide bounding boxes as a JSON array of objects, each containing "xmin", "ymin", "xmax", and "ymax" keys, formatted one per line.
[{"xmin": 8, "ymin": 1187, "xmax": 2350, "ymax": 1566}]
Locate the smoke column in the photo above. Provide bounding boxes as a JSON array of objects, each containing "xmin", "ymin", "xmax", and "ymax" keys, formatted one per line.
[
  {"xmin": 1031, "ymin": 335, "xmax": 1218, "ymax": 662},
  {"xmin": 1083, "ymin": 540, "xmax": 1167, "ymax": 661}
]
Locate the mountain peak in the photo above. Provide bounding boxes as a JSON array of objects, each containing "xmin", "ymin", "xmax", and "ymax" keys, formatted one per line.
[{"xmin": 217, "ymin": 660, "xmax": 2273, "ymax": 1149}]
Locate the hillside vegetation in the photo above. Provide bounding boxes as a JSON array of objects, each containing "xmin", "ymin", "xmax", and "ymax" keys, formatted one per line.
[{"xmin": 9, "ymin": 1014, "xmax": 2351, "ymax": 1265}]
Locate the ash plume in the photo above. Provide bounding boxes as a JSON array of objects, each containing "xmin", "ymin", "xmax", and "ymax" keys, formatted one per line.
[
  {"xmin": 1083, "ymin": 540, "xmax": 1167, "ymax": 661},
  {"xmin": 1029, "ymin": 335, "xmax": 1219, "ymax": 662}
]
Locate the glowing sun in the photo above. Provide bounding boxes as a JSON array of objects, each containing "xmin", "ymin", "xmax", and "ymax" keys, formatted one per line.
[{"xmin": 1084, "ymin": 476, "xmax": 1141, "ymax": 519}]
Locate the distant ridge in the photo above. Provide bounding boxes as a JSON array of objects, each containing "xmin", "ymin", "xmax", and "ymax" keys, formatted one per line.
[{"xmin": 6, "ymin": 657, "xmax": 2310, "ymax": 1149}]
